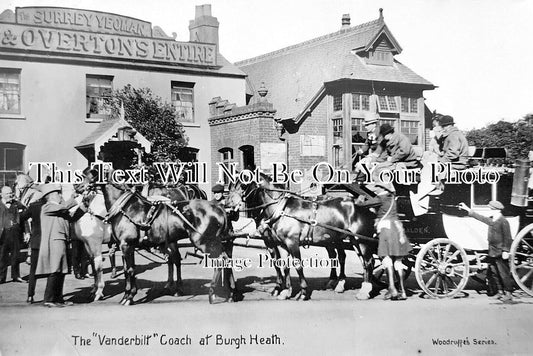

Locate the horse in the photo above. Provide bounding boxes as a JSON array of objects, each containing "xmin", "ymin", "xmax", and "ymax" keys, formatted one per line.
[
  {"xmin": 92, "ymin": 174, "xmax": 233, "ymax": 305},
  {"xmin": 226, "ymin": 174, "xmax": 377, "ymax": 300},
  {"xmin": 73, "ymin": 173, "xmax": 209, "ymax": 302}
]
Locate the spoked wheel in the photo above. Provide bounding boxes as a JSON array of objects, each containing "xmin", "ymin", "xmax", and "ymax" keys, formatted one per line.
[
  {"xmin": 415, "ymin": 238, "xmax": 469, "ymax": 298},
  {"xmin": 510, "ymin": 224, "xmax": 533, "ymax": 297}
]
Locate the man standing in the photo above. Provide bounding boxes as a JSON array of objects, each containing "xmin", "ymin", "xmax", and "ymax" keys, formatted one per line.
[
  {"xmin": 458, "ymin": 201, "xmax": 514, "ymax": 302},
  {"xmin": 0, "ymin": 186, "xmax": 26, "ymax": 283},
  {"xmin": 36, "ymin": 184, "xmax": 83, "ymax": 307},
  {"xmin": 438, "ymin": 115, "xmax": 469, "ymax": 170},
  {"xmin": 20, "ymin": 195, "xmax": 45, "ymax": 302}
]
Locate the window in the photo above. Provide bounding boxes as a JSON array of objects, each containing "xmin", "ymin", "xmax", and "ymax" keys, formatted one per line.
[
  {"xmin": 86, "ymin": 75, "xmax": 113, "ymax": 119},
  {"xmin": 0, "ymin": 69, "xmax": 21, "ymax": 114},
  {"xmin": 239, "ymin": 145, "xmax": 255, "ymax": 170},
  {"xmin": 401, "ymin": 97, "xmax": 418, "ymax": 113},
  {"xmin": 378, "ymin": 95, "xmax": 398, "ymax": 112},
  {"xmin": 379, "ymin": 119, "xmax": 396, "ymax": 128},
  {"xmin": 332, "ymin": 118, "xmax": 343, "ymax": 138},
  {"xmin": 351, "ymin": 118, "xmax": 365, "ymax": 143},
  {"xmin": 367, "ymin": 50, "xmax": 393, "ymax": 66},
  {"xmin": 400, "ymin": 120, "xmax": 419, "ymax": 144},
  {"xmin": 171, "ymin": 82, "xmax": 194, "ymax": 123},
  {"xmin": 219, "ymin": 147, "xmax": 234, "ymax": 186},
  {"xmin": 352, "ymin": 93, "xmax": 370, "ymax": 111},
  {"xmin": 333, "ymin": 94, "xmax": 342, "ymax": 112},
  {"xmin": 0, "ymin": 143, "xmax": 24, "ymax": 187}
]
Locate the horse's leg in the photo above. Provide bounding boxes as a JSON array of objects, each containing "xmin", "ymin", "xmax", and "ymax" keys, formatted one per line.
[
  {"xmin": 120, "ymin": 243, "xmax": 136, "ymax": 306},
  {"xmin": 287, "ymin": 242, "xmax": 309, "ymax": 301},
  {"xmin": 324, "ymin": 246, "xmax": 338, "ymax": 290},
  {"xmin": 334, "ymin": 247, "xmax": 347, "ymax": 293},
  {"xmin": 164, "ymin": 243, "xmax": 176, "ymax": 292},
  {"xmin": 87, "ymin": 241, "xmax": 104, "ymax": 302},
  {"xmin": 264, "ymin": 240, "xmax": 284, "ymax": 297},
  {"xmin": 109, "ymin": 243, "xmax": 117, "ymax": 279},
  {"xmin": 276, "ymin": 246, "xmax": 292, "ymax": 300},
  {"xmin": 356, "ymin": 244, "xmax": 375, "ymax": 300}
]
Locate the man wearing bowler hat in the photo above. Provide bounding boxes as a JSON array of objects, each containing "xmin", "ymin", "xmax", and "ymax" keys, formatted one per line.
[
  {"xmin": 458, "ymin": 200, "xmax": 514, "ymax": 302},
  {"xmin": 438, "ymin": 115, "xmax": 469, "ymax": 170},
  {"xmin": 0, "ymin": 186, "xmax": 26, "ymax": 284},
  {"xmin": 36, "ymin": 184, "xmax": 84, "ymax": 307}
]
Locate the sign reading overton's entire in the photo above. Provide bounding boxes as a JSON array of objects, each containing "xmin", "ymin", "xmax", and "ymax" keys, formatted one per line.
[{"xmin": 0, "ymin": 7, "xmax": 217, "ymax": 67}]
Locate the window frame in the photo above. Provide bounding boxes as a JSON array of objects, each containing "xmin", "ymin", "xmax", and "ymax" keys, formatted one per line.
[
  {"xmin": 0, "ymin": 142, "xmax": 25, "ymax": 187},
  {"xmin": 400, "ymin": 120, "xmax": 419, "ymax": 145},
  {"xmin": 0, "ymin": 68, "xmax": 21, "ymax": 115},
  {"xmin": 377, "ymin": 95, "xmax": 399, "ymax": 113},
  {"xmin": 332, "ymin": 94, "xmax": 342, "ymax": 112},
  {"xmin": 86, "ymin": 75, "xmax": 114, "ymax": 121},
  {"xmin": 401, "ymin": 96, "xmax": 419, "ymax": 114},
  {"xmin": 352, "ymin": 93, "xmax": 370, "ymax": 111},
  {"xmin": 171, "ymin": 81, "xmax": 195, "ymax": 124},
  {"xmin": 219, "ymin": 147, "xmax": 234, "ymax": 187}
]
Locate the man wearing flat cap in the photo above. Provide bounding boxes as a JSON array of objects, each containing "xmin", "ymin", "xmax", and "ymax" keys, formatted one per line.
[
  {"xmin": 36, "ymin": 184, "xmax": 84, "ymax": 307},
  {"xmin": 458, "ymin": 200, "xmax": 514, "ymax": 302},
  {"xmin": 438, "ymin": 115, "xmax": 469, "ymax": 170}
]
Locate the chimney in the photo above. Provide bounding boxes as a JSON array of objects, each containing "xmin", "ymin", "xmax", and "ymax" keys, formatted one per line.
[
  {"xmin": 189, "ymin": 4, "xmax": 219, "ymax": 49},
  {"xmin": 341, "ymin": 14, "xmax": 350, "ymax": 29}
]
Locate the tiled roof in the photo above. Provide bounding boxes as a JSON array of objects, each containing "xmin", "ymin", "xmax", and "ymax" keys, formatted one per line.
[
  {"xmin": 237, "ymin": 15, "xmax": 434, "ymax": 119},
  {"xmin": 76, "ymin": 117, "xmax": 120, "ymax": 148}
]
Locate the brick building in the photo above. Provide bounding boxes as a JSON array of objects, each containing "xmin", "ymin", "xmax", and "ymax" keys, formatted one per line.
[{"xmin": 210, "ymin": 9, "xmax": 435, "ymax": 191}]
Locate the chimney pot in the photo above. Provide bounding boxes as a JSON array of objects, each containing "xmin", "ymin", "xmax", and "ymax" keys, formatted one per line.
[{"xmin": 341, "ymin": 14, "xmax": 350, "ymax": 29}]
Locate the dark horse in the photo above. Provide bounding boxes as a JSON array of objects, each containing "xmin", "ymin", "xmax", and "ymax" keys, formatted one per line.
[
  {"xmin": 226, "ymin": 175, "xmax": 377, "ymax": 300},
  {"xmin": 84, "ymin": 173, "xmax": 233, "ymax": 305}
]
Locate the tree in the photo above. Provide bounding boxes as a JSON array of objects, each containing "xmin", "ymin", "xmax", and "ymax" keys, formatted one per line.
[
  {"xmin": 466, "ymin": 117, "xmax": 533, "ymax": 160},
  {"xmin": 108, "ymin": 85, "xmax": 188, "ymax": 164}
]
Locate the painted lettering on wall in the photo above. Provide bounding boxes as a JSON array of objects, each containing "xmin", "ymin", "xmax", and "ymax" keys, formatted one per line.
[
  {"xmin": 16, "ymin": 7, "xmax": 152, "ymax": 37},
  {"xmin": 0, "ymin": 23, "xmax": 217, "ymax": 66}
]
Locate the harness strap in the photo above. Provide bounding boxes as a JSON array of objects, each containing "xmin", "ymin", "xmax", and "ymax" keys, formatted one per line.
[{"xmin": 165, "ymin": 202, "xmax": 200, "ymax": 234}]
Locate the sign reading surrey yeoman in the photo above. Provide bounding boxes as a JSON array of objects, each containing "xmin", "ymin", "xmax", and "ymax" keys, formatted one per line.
[{"xmin": 0, "ymin": 7, "xmax": 217, "ymax": 66}]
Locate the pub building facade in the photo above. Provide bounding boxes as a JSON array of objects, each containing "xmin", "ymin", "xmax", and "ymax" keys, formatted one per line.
[
  {"xmin": 0, "ymin": 5, "xmax": 246, "ymax": 188},
  {"xmin": 210, "ymin": 9, "xmax": 436, "ymax": 191}
]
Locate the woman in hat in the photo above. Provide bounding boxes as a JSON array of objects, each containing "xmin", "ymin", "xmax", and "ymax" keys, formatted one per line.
[
  {"xmin": 357, "ymin": 181, "xmax": 411, "ymax": 300},
  {"xmin": 36, "ymin": 184, "xmax": 84, "ymax": 307},
  {"xmin": 458, "ymin": 200, "xmax": 513, "ymax": 302}
]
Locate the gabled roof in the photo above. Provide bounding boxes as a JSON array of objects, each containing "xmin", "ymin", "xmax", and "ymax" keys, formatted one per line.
[
  {"xmin": 236, "ymin": 11, "xmax": 435, "ymax": 120},
  {"xmin": 75, "ymin": 116, "xmax": 151, "ymax": 154}
]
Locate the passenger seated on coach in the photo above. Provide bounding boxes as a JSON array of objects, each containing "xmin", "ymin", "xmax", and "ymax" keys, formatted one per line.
[
  {"xmin": 437, "ymin": 115, "xmax": 469, "ymax": 170},
  {"xmin": 376, "ymin": 123, "xmax": 420, "ymax": 170}
]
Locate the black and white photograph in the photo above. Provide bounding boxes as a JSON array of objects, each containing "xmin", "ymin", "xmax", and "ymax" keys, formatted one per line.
[{"xmin": 0, "ymin": 0, "xmax": 532, "ymax": 355}]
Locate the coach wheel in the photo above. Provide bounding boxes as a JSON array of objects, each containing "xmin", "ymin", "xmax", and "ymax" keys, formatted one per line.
[
  {"xmin": 415, "ymin": 238, "xmax": 469, "ymax": 298},
  {"xmin": 510, "ymin": 223, "xmax": 533, "ymax": 297}
]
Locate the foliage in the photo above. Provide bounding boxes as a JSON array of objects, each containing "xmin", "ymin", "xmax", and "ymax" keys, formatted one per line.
[
  {"xmin": 466, "ymin": 115, "xmax": 533, "ymax": 160},
  {"xmin": 108, "ymin": 85, "xmax": 188, "ymax": 164}
]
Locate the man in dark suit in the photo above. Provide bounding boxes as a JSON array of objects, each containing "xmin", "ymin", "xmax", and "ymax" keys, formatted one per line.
[
  {"xmin": 20, "ymin": 196, "xmax": 45, "ymax": 302},
  {"xmin": 0, "ymin": 186, "xmax": 26, "ymax": 283}
]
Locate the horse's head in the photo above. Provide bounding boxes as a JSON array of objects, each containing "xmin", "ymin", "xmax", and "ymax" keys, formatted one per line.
[
  {"xmin": 226, "ymin": 179, "xmax": 258, "ymax": 210},
  {"xmin": 73, "ymin": 167, "xmax": 99, "ymax": 194}
]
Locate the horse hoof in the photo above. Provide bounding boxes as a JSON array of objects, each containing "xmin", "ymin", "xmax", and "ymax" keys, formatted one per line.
[
  {"xmin": 277, "ymin": 289, "xmax": 290, "ymax": 300},
  {"xmin": 93, "ymin": 292, "xmax": 104, "ymax": 302},
  {"xmin": 334, "ymin": 280, "xmax": 346, "ymax": 293},
  {"xmin": 325, "ymin": 279, "xmax": 337, "ymax": 290},
  {"xmin": 110, "ymin": 269, "xmax": 117, "ymax": 279},
  {"xmin": 356, "ymin": 282, "xmax": 373, "ymax": 300},
  {"xmin": 271, "ymin": 287, "xmax": 281, "ymax": 297}
]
